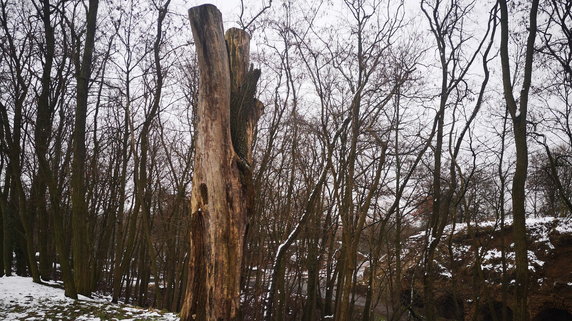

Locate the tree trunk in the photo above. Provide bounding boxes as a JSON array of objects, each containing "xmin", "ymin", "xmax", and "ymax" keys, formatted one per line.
[
  {"xmin": 0, "ymin": 194, "xmax": 3, "ymax": 277},
  {"xmin": 1, "ymin": 187, "xmax": 11, "ymax": 276},
  {"xmin": 71, "ymin": 0, "xmax": 99, "ymax": 296},
  {"xmin": 180, "ymin": 5, "xmax": 261, "ymax": 321},
  {"xmin": 498, "ymin": 1, "xmax": 539, "ymax": 320}
]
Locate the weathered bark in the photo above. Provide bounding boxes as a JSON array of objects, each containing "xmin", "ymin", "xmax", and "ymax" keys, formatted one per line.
[{"xmin": 180, "ymin": 5, "xmax": 261, "ymax": 321}]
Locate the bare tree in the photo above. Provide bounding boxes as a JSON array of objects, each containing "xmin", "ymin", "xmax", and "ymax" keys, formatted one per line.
[
  {"xmin": 70, "ymin": 0, "xmax": 99, "ymax": 296},
  {"xmin": 498, "ymin": 0, "xmax": 540, "ymax": 320}
]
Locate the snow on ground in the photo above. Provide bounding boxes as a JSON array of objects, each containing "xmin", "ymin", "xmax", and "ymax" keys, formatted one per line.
[
  {"xmin": 0, "ymin": 276, "xmax": 179, "ymax": 321},
  {"xmin": 555, "ymin": 218, "xmax": 572, "ymax": 234}
]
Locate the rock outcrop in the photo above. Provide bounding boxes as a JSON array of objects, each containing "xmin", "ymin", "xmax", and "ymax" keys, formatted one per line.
[{"xmin": 400, "ymin": 217, "xmax": 572, "ymax": 321}]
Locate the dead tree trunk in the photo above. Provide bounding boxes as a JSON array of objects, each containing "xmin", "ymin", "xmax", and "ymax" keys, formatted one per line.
[{"xmin": 180, "ymin": 5, "xmax": 261, "ymax": 321}]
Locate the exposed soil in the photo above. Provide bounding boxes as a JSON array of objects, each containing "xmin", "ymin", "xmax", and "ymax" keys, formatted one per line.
[{"xmin": 399, "ymin": 217, "xmax": 572, "ymax": 321}]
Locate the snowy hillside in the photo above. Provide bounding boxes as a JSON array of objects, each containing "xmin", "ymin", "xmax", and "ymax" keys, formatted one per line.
[
  {"xmin": 400, "ymin": 216, "xmax": 572, "ymax": 321},
  {"xmin": 405, "ymin": 216, "xmax": 572, "ymax": 278},
  {"xmin": 0, "ymin": 276, "xmax": 179, "ymax": 321}
]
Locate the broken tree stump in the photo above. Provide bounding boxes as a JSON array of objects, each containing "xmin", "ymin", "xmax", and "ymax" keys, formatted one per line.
[{"xmin": 180, "ymin": 4, "xmax": 262, "ymax": 321}]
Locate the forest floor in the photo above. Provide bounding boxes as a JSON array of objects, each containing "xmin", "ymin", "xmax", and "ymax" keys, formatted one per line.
[{"xmin": 0, "ymin": 276, "xmax": 179, "ymax": 321}]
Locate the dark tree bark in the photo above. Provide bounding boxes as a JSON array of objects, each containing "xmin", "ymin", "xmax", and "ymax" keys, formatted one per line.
[
  {"xmin": 34, "ymin": 0, "xmax": 57, "ymax": 284},
  {"xmin": 71, "ymin": 0, "xmax": 99, "ymax": 296},
  {"xmin": 498, "ymin": 0, "xmax": 540, "ymax": 320}
]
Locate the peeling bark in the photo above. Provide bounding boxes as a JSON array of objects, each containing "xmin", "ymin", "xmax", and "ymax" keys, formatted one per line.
[{"xmin": 181, "ymin": 5, "xmax": 261, "ymax": 321}]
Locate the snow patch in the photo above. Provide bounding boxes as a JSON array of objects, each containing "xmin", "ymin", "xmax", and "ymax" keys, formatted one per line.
[
  {"xmin": 0, "ymin": 276, "xmax": 179, "ymax": 321},
  {"xmin": 555, "ymin": 219, "xmax": 572, "ymax": 234}
]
